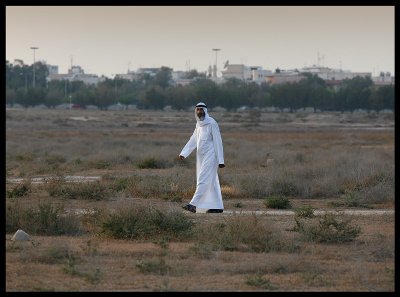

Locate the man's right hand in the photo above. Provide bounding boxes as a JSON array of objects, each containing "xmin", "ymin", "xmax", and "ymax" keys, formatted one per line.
[{"xmin": 179, "ymin": 155, "xmax": 185, "ymax": 160}]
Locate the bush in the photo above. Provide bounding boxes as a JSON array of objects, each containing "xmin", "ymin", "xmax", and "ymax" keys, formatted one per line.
[
  {"xmin": 136, "ymin": 258, "xmax": 170, "ymax": 275},
  {"xmin": 6, "ymin": 200, "xmax": 83, "ymax": 235},
  {"xmin": 110, "ymin": 177, "xmax": 132, "ymax": 192},
  {"xmin": 245, "ymin": 273, "xmax": 277, "ymax": 290},
  {"xmin": 6, "ymin": 183, "xmax": 31, "ymax": 198},
  {"xmin": 269, "ymin": 180, "xmax": 300, "ymax": 196},
  {"xmin": 47, "ymin": 181, "xmax": 109, "ymax": 200},
  {"xmin": 45, "ymin": 154, "xmax": 66, "ymax": 165},
  {"xmin": 138, "ymin": 157, "xmax": 168, "ymax": 169},
  {"xmin": 6, "ymin": 199, "xmax": 24, "ymax": 233},
  {"xmin": 89, "ymin": 160, "xmax": 112, "ymax": 169},
  {"xmin": 195, "ymin": 214, "xmax": 298, "ymax": 253},
  {"xmin": 264, "ymin": 195, "xmax": 291, "ymax": 209},
  {"xmin": 293, "ymin": 213, "xmax": 361, "ymax": 243},
  {"xmin": 295, "ymin": 205, "xmax": 315, "ymax": 218},
  {"xmin": 101, "ymin": 204, "xmax": 194, "ymax": 240}
]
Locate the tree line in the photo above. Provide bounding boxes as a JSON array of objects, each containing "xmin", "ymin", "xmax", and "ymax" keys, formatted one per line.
[{"xmin": 6, "ymin": 60, "xmax": 394, "ymax": 112}]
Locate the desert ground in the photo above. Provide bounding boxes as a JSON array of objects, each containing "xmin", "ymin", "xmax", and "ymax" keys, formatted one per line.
[{"xmin": 5, "ymin": 108, "xmax": 394, "ymax": 291}]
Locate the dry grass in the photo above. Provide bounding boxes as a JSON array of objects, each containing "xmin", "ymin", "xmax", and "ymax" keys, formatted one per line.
[
  {"xmin": 6, "ymin": 214, "xmax": 394, "ymax": 291},
  {"xmin": 5, "ymin": 109, "xmax": 394, "ymax": 291}
]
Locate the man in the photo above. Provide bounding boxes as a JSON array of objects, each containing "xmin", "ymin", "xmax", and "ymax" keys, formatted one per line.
[{"xmin": 179, "ymin": 102, "xmax": 225, "ymax": 213}]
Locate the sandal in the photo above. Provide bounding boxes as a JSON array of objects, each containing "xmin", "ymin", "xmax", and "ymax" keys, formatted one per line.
[
  {"xmin": 182, "ymin": 204, "xmax": 196, "ymax": 213},
  {"xmin": 206, "ymin": 209, "xmax": 223, "ymax": 213}
]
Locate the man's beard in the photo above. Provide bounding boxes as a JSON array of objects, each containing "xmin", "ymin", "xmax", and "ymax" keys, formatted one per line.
[{"xmin": 196, "ymin": 114, "xmax": 205, "ymax": 121}]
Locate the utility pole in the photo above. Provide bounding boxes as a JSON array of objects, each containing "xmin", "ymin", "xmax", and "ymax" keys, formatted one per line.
[
  {"xmin": 212, "ymin": 48, "xmax": 221, "ymax": 78},
  {"xmin": 30, "ymin": 47, "xmax": 39, "ymax": 88}
]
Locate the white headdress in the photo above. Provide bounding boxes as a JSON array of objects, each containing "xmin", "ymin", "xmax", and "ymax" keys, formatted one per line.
[{"xmin": 195, "ymin": 102, "xmax": 212, "ymax": 126}]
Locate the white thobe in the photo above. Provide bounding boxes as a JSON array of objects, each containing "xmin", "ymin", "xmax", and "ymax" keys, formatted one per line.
[{"xmin": 180, "ymin": 118, "xmax": 224, "ymax": 210}]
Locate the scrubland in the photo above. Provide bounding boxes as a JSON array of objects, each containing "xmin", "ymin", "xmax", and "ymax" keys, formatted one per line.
[{"xmin": 6, "ymin": 108, "xmax": 394, "ymax": 291}]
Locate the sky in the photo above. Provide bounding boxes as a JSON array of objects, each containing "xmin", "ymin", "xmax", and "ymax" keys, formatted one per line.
[{"xmin": 6, "ymin": 6, "xmax": 395, "ymax": 78}]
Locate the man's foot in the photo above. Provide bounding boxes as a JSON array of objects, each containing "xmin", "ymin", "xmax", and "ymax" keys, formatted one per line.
[
  {"xmin": 182, "ymin": 204, "xmax": 196, "ymax": 213},
  {"xmin": 206, "ymin": 209, "xmax": 223, "ymax": 213}
]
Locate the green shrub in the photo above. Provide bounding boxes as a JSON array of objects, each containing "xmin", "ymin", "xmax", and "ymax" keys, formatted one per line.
[
  {"xmin": 245, "ymin": 273, "xmax": 277, "ymax": 290},
  {"xmin": 327, "ymin": 192, "xmax": 373, "ymax": 209},
  {"xmin": 123, "ymin": 174, "xmax": 194, "ymax": 200},
  {"xmin": 264, "ymin": 195, "xmax": 291, "ymax": 209},
  {"xmin": 343, "ymin": 192, "xmax": 362, "ymax": 207},
  {"xmin": 6, "ymin": 199, "xmax": 24, "ymax": 232},
  {"xmin": 45, "ymin": 154, "xmax": 66, "ymax": 165},
  {"xmin": 195, "ymin": 214, "xmax": 298, "ymax": 253},
  {"xmin": 111, "ymin": 177, "xmax": 132, "ymax": 192},
  {"xmin": 295, "ymin": 205, "xmax": 315, "ymax": 218},
  {"xmin": 136, "ymin": 258, "xmax": 170, "ymax": 275},
  {"xmin": 47, "ymin": 181, "xmax": 109, "ymax": 200},
  {"xmin": 6, "ymin": 200, "xmax": 83, "ymax": 235},
  {"xmin": 6, "ymin": 183, "xmax": 31, "ymax": 198},
  {"xmin": 233, "ymin": 202, "xmax": 244, "ymax": 208},
  {"xmin": 91, "ymin": 160, "xmax": 112, "ymax": 169},
  {"xmin": 270, "ymin": 180, "xmax": 300, "ymax": 196},
  {"xmin": 137, "ymin": 157, "xmax": 167, "ymax": 169},
  {"xmin": 294, "ymin": 213, "xmax": 361, "ymax": 243},
  {"xmin": 101, "ymin": 204, "xmax": 194, "ymax": 240}
]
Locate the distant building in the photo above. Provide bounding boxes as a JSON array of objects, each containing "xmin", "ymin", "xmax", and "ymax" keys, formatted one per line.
[
  {"xmin": 372, "ymin": 72, "xmax": 394, "ymax": 86},
  {"xmin": 173, "ymin": 78, "xmax": 194, "ymax": 86},
  {"xmin": 136, "ymin": 67, "xmax": 160, "ymax": 77},
  {"xmin": 324, "ymin": 79, "xmax": 343, "ymax": 90},
  {"xmin": 116, "ymin": 71, "xmax": 138, "ymax": 81},
  {"xmin": 299, "ymin": 65, "xmax": 371, "ymax": 81},
  {"xmin": 12, "ymin": 59, "xmax": 24, "ymax": 67},
  {"xmin": 46, "ymin": 64, "xmax": 59, "ymax": 75},
  {"xmin": 221, "ymin": 64, "xmax": 246, "ymax": 80},
  {"xmin": 221, "ymin": 64, "xmax": 272, "ymax": 84},
  {"xmin": 47, "ymin": 65, "xmax": 105, "ymax": 85},
  {"xmin": 248, "ymin": 66, "xmax": 272, "ymax": 84},
  {"xmin": 172, "ymin": 71, "xmax": 185, "ymax": 80},
  {"xmin": 170, "ymin": 71, "xmax": 191, "ymax": 86},
  {"xmin": 265, "ymin": 70, "xmax": 306, "ymax": 85}
]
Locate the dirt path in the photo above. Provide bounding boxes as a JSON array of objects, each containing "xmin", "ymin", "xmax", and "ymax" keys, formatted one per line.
[
  {"xmin": 193, "ymin": 209, "xmax": 394, "ymax": 216},
  {"xmin": 6, "ymin": 176, "xmax": 395, "ymax": 217}
]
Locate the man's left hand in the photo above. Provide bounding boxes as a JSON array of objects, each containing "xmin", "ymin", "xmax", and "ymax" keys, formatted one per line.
[{"xmin": 219, "ymin": 164, "xmax": 225, "ymax": 168}]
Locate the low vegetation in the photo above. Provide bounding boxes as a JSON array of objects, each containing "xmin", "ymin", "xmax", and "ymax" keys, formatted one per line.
[
  {"xmin": 100, "ymin": 204, "xmax": 193, "ymax": 241},
  {"xmin": 291, "ymin": 213, "xmax": 362, "ymax": 243},
  {"xmin": 264, "ymin": 195, "xmax": 292, "ymax": 209},
  {"xmin": 5, "ymin": 109, "xmax": 394, "ymax": 291}
]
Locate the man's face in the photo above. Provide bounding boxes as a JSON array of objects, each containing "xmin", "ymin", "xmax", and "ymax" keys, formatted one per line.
[{"xmin": 196, "ymin": 107, "xmax": 205, "ymax": 121}]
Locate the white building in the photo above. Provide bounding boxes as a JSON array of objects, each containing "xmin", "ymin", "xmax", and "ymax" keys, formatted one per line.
[
  {"xmin": 172, "ymin": 71, "xmax": 185, "ymax": 80},
  {"xmin": 221, "ymin": 64, "xmax": 272, "ymax": 84},
  {"xmin": 299, "ymin": 65, "xmax": 371, "ymax": 81},
  {"xmin": 372, "ymin": 72, "xmax": 394, "ymax": 86},
  {"xmin": 46, "ymin": 64, "xmax": 59, "ymax": 75},
  {"xmin": 221, "ymin": 64, "xmax": 246, "ymax": 80},
  {"xmin": 136, "ymin": 67, "xmax": 160, "ymax": 77},
  {"xmin": 47, "ymin": 65, "xmax": 105, "ymax": 85},
  {"xmin": 12, "ymin": 59, "xmax": 24, "ymax": 67},
  {"xmin": 116, "ymin": 71, "xmax": 138, "ymax": 81}
]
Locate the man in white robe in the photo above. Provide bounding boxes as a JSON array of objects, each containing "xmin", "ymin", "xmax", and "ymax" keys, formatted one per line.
[{"xmin": 179, "ymin": 102, "xmax": 225, "ymax": 213}]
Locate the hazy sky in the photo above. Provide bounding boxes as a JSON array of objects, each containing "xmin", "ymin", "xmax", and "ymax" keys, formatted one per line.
[{"xmin": 6, "ymin": 6, "xmax": 395, "ymax": 78}]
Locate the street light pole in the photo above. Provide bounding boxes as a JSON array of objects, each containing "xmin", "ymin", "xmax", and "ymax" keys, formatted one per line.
[
  {"xmin": 115, "ymin": 77, "xmax": 117, "ymax": 101},
  {"xmin": 30, "ymin": 47, "xmax": 39, "ymax": 88},
  {"xmin": 112, "ymin": 74, "xmax": 117, "ymax": 103},
  {"xmin": 212, "ymin": 48, "xmax": 221, "ymax": 78}
]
